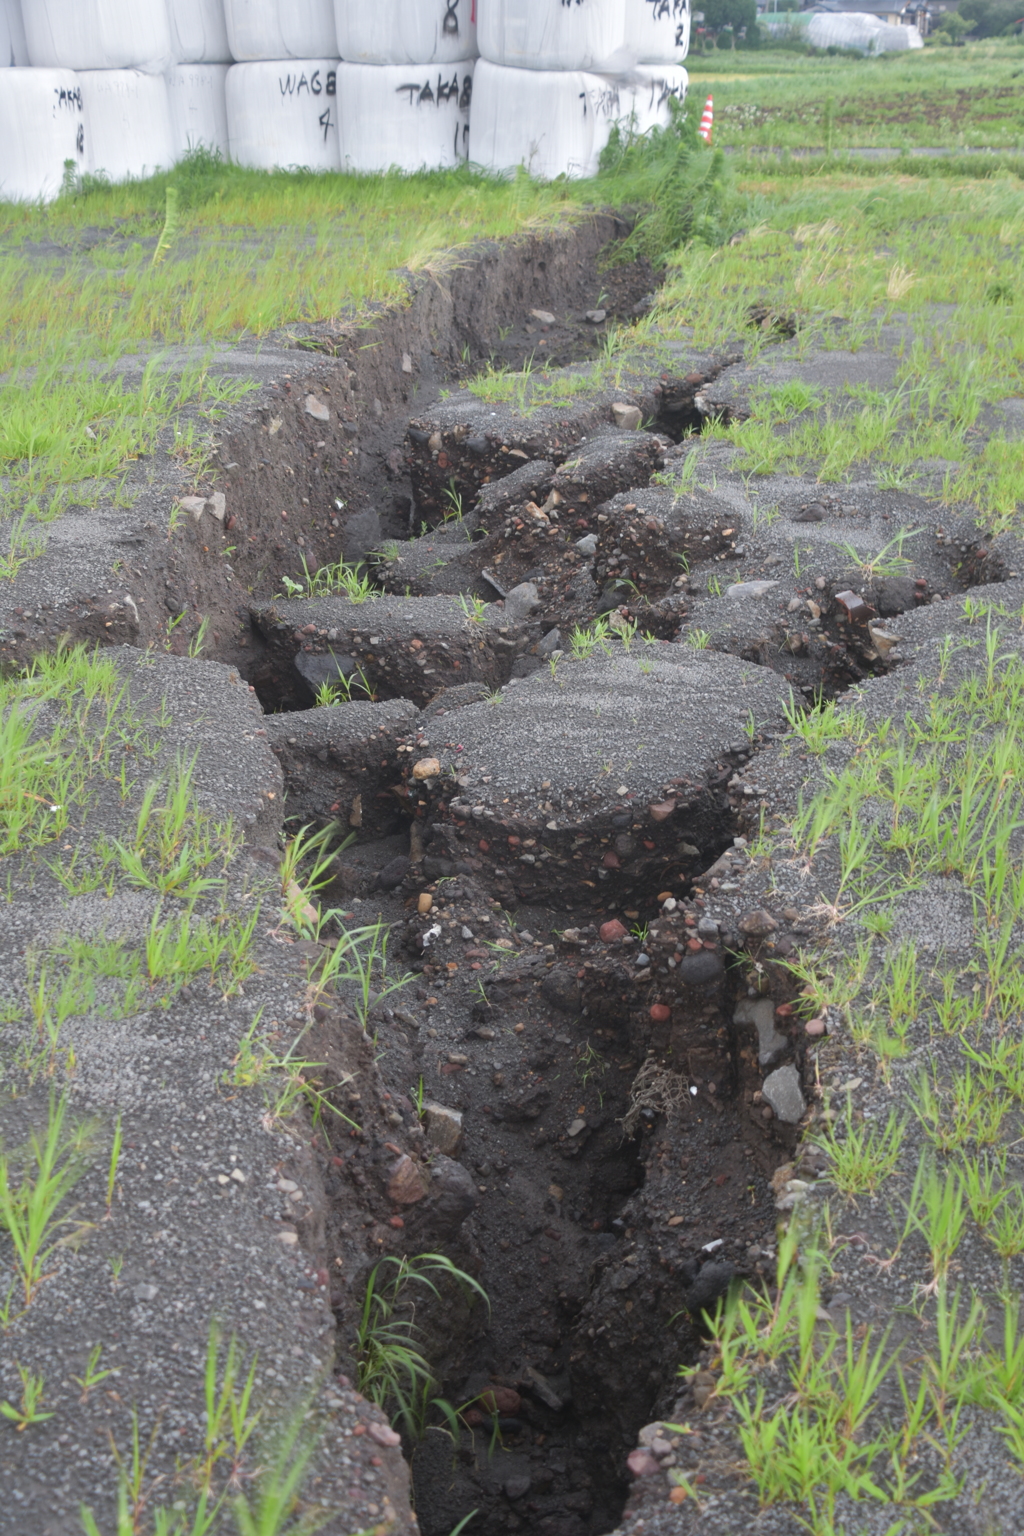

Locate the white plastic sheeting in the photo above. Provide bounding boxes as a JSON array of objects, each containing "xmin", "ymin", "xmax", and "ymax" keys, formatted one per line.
[
  {"xmin": 334, "ymin": 0, "xmax": 477, "ymax": 65},
  {"xmin": 166, "ymin": 61, "xmax": 228, "ymax": 156},
  {"xmin": 222, "ymin": 0, "xmax": 337, "ymax": 62},
  {"xmin": 0, "ymin": 66, "xmax": 85, "ymax": 198},
  {"xmin": 167, "ymin": 0, "xmax": 231, "ymax": 63},
  {"xmin": 336, "ymin": 59, "xmax": 473, "ymax": 173},
  {"xmin": 471, "ymin": 56, "xmax": 682, "ymax": 180},
  {"xmin": 1, "ymin": 0, "xmax": 29, "ymax": 67},
  {"xmin": 225, "ymin": 59, "xmax": 339, "ymax": 169},
  {"xmin": 624, "ymin": 0, "xmax": 689, "ymax": 63},
  {"xmin": 23, "ymin": 0, "xmax": 174, "ymax": 72},
  {"xmin": 621, "ymin": 62, "xmax": 686, "ymax": 134},
  {"xmin": 478, "ymin": 0, "xmax": 628, "ymax": 72},
  {"xmin": 80, "ymin": 67, "xmax": 174, "ymax": 180},
  {"xmin": 806, "ymin": 12, "xmax": 922, "ymax": 51}
]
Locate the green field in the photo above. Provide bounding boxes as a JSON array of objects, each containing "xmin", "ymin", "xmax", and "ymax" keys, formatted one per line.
[{"xmin": 690, "ymin": 36, "xmax": 1024, "ymax": 148}]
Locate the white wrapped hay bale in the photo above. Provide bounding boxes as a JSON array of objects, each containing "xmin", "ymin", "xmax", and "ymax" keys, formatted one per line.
[
  {"xmin": 478, "ymin": 0, "xmax": 627, "ymax": 72},
  {"xmin": 223, "ymin": 0, "xmax": 337, "ymax": 62},
  {"xmin": 470, "ymin": 57, "xmax": 600, "ymax": 179},
  {"xmin": 167, "ymin": 0, "xmax": 231, "ymax": 63},
  {"xmin": 472, "ymin": 57, "xmax": 684, "ymax": 180},
  {"xmin": 1, "ymin": 0, "xmax": 29, "ymax": 67},
  {"xmin": 336, "ymin": 59, "xmax": 473, "ymax": 172},
  {"xmin": 22, "ymin": 0, "xmax": 174, "ymax": 72},
  {"xmin": 0, "ymin": 66, "xmax": 84, "ymax": 198},
  {"xmin": 624, "ymin": 0, "xmax": 688, "ymax": 63},
  {"xmin": 620, "ymin": 61, "xmax": 686, "ymax": 133},
  {"xmin": 334, "ymin": 0, "xmax": 476, "ymax": 65},
  {"xmin": 166, "ymin": 61, "xmax": 229, "ymax": 155},
  {"xmin": 80, "ymin": 66, "xmax": 174, "ymax": 180},
  {"xmin": 225, "ymin": 58, "xmax": 339, "ymax": 169}
]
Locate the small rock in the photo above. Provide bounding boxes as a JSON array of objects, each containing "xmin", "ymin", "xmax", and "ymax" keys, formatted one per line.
[
  {"xmin": 676, "ymin": 950, "xmax": 723, "ymax": 987},
  {"xmin": 530, "ymin": 309, "xmax": 556, "ymax": 325},
  {"xmin": 206, "ymin": 491, "xmax": 226, "ymax": 523},
  {"xmin": 387, "ymin": 1154, "xmax": 430, "ymax": 1204},
  {"xmin": 738, "ymin": 908, "xmax": 778, "ymax": 937},
  {"xmin": 230, "ymin": 1167, "xmax": 246, "ymax": 1184},
  {"xmin": 638, "ymin": 1422, "xmax": 667, "ymax": 1448},
  {"xmin": 567, "ymin": 1118, "xmax": 587, "ymax": 1137},
  {"xmin": 417, "ymin": 892, "xmax": 433, "ymax": 915},
  {"xmin": 627, "ymin": 1449, "xmax": 661, "ymax": 1477},
  {"xmin": 697, "ymin": 916, "xmax": 719, "ymax": 939},
  {"xmin": 648, "ymin": 799, "xmax": 675, "ymax": 822},
  {"xmin": 505, "ymin": 1475, "xmax": 531, "ymax": 1500},
  {"xmin": 133, "ymin": 1283, "xmax": 158, "ymax": 1302},
  {"xmin": 304, "ymin": 394, "xmax": 330, "ymax": 422},
  {"xmin": 412, "ymin": 756, "xmax": 440, "ymax": 780},
  {"xmin": 461, "ymin": 926, "xmax": 474, "ymax": 940},
  {"xmin": 504, "ymin": 581, "xmax": 541, "ymax": 621},
  {"xmin": 611, "ymin": 402, "xmax": 642, "ymax": 431},
  {"xmin": 367, "ymin": 1422, "xmax": 401, "ymax": 1448},
  {"xmin": 423, "ymin": 1102, "xmax": 463, "ymax": 1156},
  {"xmin": 481, "ymin": 1386, "xmax": 521, "ymax": 1415},
  {"xmin": 734, "ymin": 996, "xmax": 788, "ymax": 1067},
  {"xmin": 599, "ymin": 919, "xmax": 627, "ymax": 943},
  {"xmin": 649, "ymin": 1003, "xmax": 671, "ymax": 1022},
  {"xmin": 575, "ymin": 533, "xmax": 598, "ymax": 555},
  {"xmin": 726, "ymin": 580, "xmax": 779, "ymax": 599},
  {"xmin": 402, "ymin": 352, "xmax": 414, "ymax": 374},
  {"xmin": 793, "ymin": 504, "xmax": 825, "ymax": 522},
  {"xmin": 805, "ymin": 1017, "xmax": 826, "ymax": 1037},
  {"xmin": 762, "ymin": 1065, "xmax": 806, "ymax": 1124},
  {"xmin": 177, "ymin": 496, "xmax": 207, "ymax": 520},
  {"xmin": 525, "ymin": 1367, "xmax": 564, "ymax": 1411},
  {"xmin": 585, "ymin": 309, "xmax": 607, "ymax": 323},
  {"xmin": 377, "ymin": 855, "xmax": 410, "ymax": 891}
]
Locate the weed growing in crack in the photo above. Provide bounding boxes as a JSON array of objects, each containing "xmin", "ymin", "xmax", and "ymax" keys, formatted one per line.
[
  {"xmin": 280, "ymin": 554, "xmax": 377, "ymax": 603},
  {"xmin": 356, "ymin": 1253, "xmax": 488, "ymax": 1440}
]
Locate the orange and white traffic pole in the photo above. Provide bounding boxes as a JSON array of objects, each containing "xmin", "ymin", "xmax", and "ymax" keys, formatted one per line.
[{"xmin": 697, "ymin": 95, "xmax": 714, "ymax": 143}]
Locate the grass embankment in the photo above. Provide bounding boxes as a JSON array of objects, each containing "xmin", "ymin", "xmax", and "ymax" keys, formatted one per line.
[{"xmin": 689, "ymin": 35, "xmax": 1024, "ymax": 150}]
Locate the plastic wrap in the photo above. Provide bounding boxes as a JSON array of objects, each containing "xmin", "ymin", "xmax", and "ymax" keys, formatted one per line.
[
  {"xmin": 477, "ymin": 0, "xmax": 627, "ymax": 72},
  {"xmin": 1, "ymin": 0, "xmax": 29, "ymax": 67},
  {"xmin": 166, "ymin": 61, "xmax": 228, "ymax": 155},
  {"xmin": 334, "ymin": 0, "xmax": 476, "ymax": 65},
  {"xmin": 225, "ymin": 58, "xmax": 339, "ymax": 169},
  {"xmin": 80, "ymin": 66, "xmax": 174, "ymax": 179},
  {"xmin": 470, "ymin": 57, "xmax": 596, "ymax": 178},
  {"xmin": 624, "ymin": 0, "xmax": 688, "ymax": 63},
  {"xmin": 167, "ymin": 0, "xmax": 230, "ymax": 62},
  {"xmin": 472, "ymin": 58, "xmax": 685, "ymax": 179},
  {"xmin": 806, "ymin": 12, "xmax": 922, "ymax": 51},
  {"xmin": 22, "ymin": 0, "xmax": 174, "ymax": 72},
  {"xmin": 336, "ymin": 59, "xmax": 473, "ymax": 172},
  {"xmin": 0, "ymin": 65, "xmax": 84, "ymax": 198},
  {"xmin": 222, "ymin": 0, "xmax": 337, "ymax": 62}
]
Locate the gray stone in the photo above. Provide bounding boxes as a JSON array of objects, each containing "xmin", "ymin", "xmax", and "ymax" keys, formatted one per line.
[
  {"xmin": 304, "ymin": 393, "xmax": 330, "ymax": 422},
  {"xmin": 696, "ymin": 916, "xmax": 719, "ymax": 939},
  {"xmin": 422, "ymin": 1102, "xmax": 463, "ymax": 1156},
  {"xmin": 575, "ymin": 533, "xmax": 598, "ymax": 555},
  {"xmin": 726, "ymin": 581, "xmax": 780, "ymax": 599},
  {"xmin": 504, "ymin": 581, "xmax": 541, "ymax": 621},
  {"xmin": 611, "ymin": 402, "xmax": 642, "ymax": 431},
  {"xmin": 734, "ymin": 996, "xmax": 788, "ymax": 1066},
  {"xmin": 585, "ymin": 309, "xmax": 607, "ymax": 323},
  {"xmin": 762, "ymin": 1065, "xmax": 806, "ymax": 1124},
  {"xmin": 676, "ymin": 951, "xmax": 724, "ymax": 988},
  {"xmin": 537, "ymin": 627, "xmax": 562, "ymax": 657}
]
